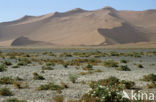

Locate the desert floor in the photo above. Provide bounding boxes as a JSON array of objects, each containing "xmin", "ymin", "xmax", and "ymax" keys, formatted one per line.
[{"xmin": 0, "ymin": 48, "xmax": 156, "ymax": 102}]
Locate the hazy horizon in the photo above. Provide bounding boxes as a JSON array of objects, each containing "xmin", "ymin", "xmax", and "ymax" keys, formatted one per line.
[{"xmin": 0, "ymin": 0, "xmax": 156, "ymax": 22}]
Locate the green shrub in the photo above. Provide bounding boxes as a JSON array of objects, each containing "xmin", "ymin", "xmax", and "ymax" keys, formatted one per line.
[
  {"xmin": 33, "ymin": 72, "xmax": 45, "ymax": 80},
  {"xmin": 82, "ymin": 76, "xmax": 135, "ymax": 102},
  {"xmin": 116, "ymin": 65, "xmax": 131, "ymax": 71},
  {"xmin": 6, "ymin": 98, "xmax": 27, "ymax": 102},
  {"xmin": 42, "ymin": 66, "xmax": 54, "ymax": 70},
  {"xmin": 102, "ymin": 60, "xmax": 118, "ymax": 67},
  {"xmin": 137, "ymin": 64, "xmax": 144, "ymax": 68},
  {"xmin": 90, "ymin": 76, "xmax": 135, "ymax": 90},
  {"xmin": 37, "ymin": 82, "xmax": 63, "ymax": 91},
  {"xmin": 0, "ymin": 64, "xmax": 6, "ymax": 72},
  {"xmin": 80, "ymin": 84, "xmax": 130, "ymax": 102},
  {"xmin": 46, "ymin": 62, "xmax": 56, "ymax": 66},
  {"xmin": 83, "ymin": 64, "xmax": 93, "ymax": 70},
  {"xmin": 119, "ymin": 80, "xmax": 135, "ymax": 89},
  {"xmin": 0, "ymin": 77, "xmax": 14, "ymax": 84},
  {"xmin": 120, "ymin": 60, "xmax": 128, "ymax": 63},
  {"xmin": 69, "ymin": 74, "xmax": 78, "ymax": 83},
  {"xmin": 2, "ymin": 60, "xmax": 12, "ymax": 66},
  {"xmin": 141, "ymin": 74, "xmax": 156, "ymax": 81},
  {"xmin": 17, "ymin": 61, "xmax": 27, "ymax": 66},
  {"xmin": 0, "ymin": 88, "xmax": 13, "ymax": 96},
  {"xmin": 0, "ymin": 76, "xmax": 23, "ymax": 85},
  {"xmin": 63, "ymin": 64, "xmax": 68, "ymax": 68}
]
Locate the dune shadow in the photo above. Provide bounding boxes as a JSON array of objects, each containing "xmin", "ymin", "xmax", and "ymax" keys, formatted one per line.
[{"xmin": 98, "ymin": 23, "xmax": 149, "ymax": 44}]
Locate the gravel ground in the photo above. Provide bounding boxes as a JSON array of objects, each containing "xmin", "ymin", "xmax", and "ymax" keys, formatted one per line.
[{"xmin": 0, "ymin": 49, "xmax": 156, "ymax": 102}]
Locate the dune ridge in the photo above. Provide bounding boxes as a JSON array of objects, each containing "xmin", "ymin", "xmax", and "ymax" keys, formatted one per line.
[{"xmin": 0, "ymin": 7, "xmax": 156, "ymax": 46}]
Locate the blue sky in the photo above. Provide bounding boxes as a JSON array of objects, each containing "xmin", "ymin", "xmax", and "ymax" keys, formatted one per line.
[{"xmin": 0, "ymin": 0, "xmax": 156, "ymax": 22}]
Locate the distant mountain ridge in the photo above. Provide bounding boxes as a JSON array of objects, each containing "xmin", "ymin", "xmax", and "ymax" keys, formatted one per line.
[{"xmin": 0, "ymin": 7, "xmax": 156, "ymax": 46}]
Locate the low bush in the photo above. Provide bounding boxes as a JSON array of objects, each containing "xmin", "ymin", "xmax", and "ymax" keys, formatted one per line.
[
  {"xmin": 141, "ymin": 74, "xmax": 156, "ymax": 82},
  {"xmin": 0, "ymin": 64, "xmax": 6, "ymax": 72},
  {"xmin": 0, "ymin": 77, "xmax": 14, "ymax": 84},
  {"xmin": 46, "ymin": 62, "xmax": 56, "ymax": 66},
  {"xmin": 116, "ymin": 65, "xmax": 131, "ymax": 71},
  {"xmin": 33, "ymin": 72, "xmax": 45, "ymax": 80},
  {"xmin": 13, "ymin": 81, "xmax": 29, "ymax": 89},
  {"xmin": 146, "ymin": 82, "xmax": 156, "ymax": 88},
  {"xmin": 89, "ymin": 76, "xmax": 135, "ymax": 90},
  {"xmin": 79, "ymin": 76, "xmax": 135, "ymax": 102},
  {"xmin": 69, "ymin": 74, "xmax": 78, "ymax": 83},
  {"xmin": 120, "ymin": 60, "xmax": 128, "ymax": 63},
  {"xmin": 0, "ymin": 76, "xmax": 24, "ymax": 85},
  {"xmin": 6, "ymin": 98, "xmax": 27, "ymax": 102},
  {"xmin": 37, "ymin": 82, "xmax": 63, "ymax": 91},
  {"xmin": 17, "ymin": 61, "xmax": 28, "ymax": 66},
  {"xmin": 82, "ymin": 64, "xmax": 93, "ymax": 70},
  {"xmin": 63, "ymin": 63, "xmax": 68, "ymax": 68},
  {"xmin": 80, "ymin": 84, "xmax": 130, "ymax": 102},
  {"xmin": 137, "ymin": 64, "xmax": 144, "ymax": 68},
  {"xmin": 42, "ymin": 66, "xmax": 54, "ymax": 70},
  {"xmin": 0, "ymin": 88, "xmax": 13, "ymax": 96},
  {"xmin": 2, "ymin": 60, "xmax": 12, "ymax": 66},
  {"xmin": 102, "ymin": 60, "xmax": 118, "ymax": 67}
]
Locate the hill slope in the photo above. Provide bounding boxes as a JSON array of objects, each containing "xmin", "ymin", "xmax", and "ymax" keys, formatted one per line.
[{"xmin": 0, "ymin": 7, "xmax": 156, "ymax": 46}]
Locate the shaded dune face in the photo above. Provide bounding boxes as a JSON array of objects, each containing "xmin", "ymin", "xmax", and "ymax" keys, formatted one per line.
[
  {"xmin": 98, "ymin": 23, "xmax": 149, "ymax": 44},
  {"xmin": 0, "ymin": 7, "xmax": 156, "ymax": 46},
  {"xmin": 11, "ymin": 37, "xmax": 52, "ymax": 46}
]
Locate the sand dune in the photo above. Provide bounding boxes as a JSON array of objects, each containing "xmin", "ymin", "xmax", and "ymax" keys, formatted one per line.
[{"xmin": 0, "ymin": 7, "xmax": 156, "ymax": 46}]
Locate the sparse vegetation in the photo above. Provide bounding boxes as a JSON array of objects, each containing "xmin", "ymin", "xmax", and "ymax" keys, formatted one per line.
[
  {"xmin": 146, "ymin": 82, "xmax": 156, "ymax": 88},
  {"xmin": 0, "ymin": 88, "xmax": 13, "ymax": 96},
  {"xmin": 137, "ymin": 64, "xmax": 144, "ymax": 68},
  {"xmin": 141, "ymin": 74, "xmax": 156, "ymax": 81},
  {"xmin": 0, "ymin": 49, "xmax": 155, "ymax": 101},
  {"xmin": 42, "ymin": 66, "xmax": 54, "ymax": 70},
  {"xmin": 33, "ymin": 72, "xmax": 45, "ymax": 80},
  {"xmin": 0, "ymin": 77, "xmax": 14, "ymax": 84},
  {"xmin": 80, "ymin": 77, "xmax": 132, "ymax": 102},
  {"xmin": 37, "ymin": 82, "xmax": 63, "ymax": 91},
  {"xmin": 0, "ymin": 76, "xmax": 24, "ymax": 85},
  {"xmin": 69, "ymin": 74, "xmax": 78, "ymax": 83},
  {"xmin": 82, "ymin": 63, "xmax": 93, "ymax": 70},
  {"xmin": 63, "ymin": 63, "xmax": 68, "ymax": 68},
  {"xmin": 116, "ymin": 65, "xmax": 131, "ymax": 71},
  {"xmin": 120, "ymin": 59, "xmax": 128, "ymax": 63},
  {"xmin": 13, "ymin": 81, "xmax": 29, "ymax": 89},
  {"xmin": 89, "ymin": 76, "xmax": 135, "ymax": 89},
  {"xmin": 2, "ymin": 60, "xmax": 12, "ymax": 66},
  {"xmin": 46, "ymin": 62, "xmax": 56, "ymax": 66},
  {"xmin": 6, "ymin": 98, "xmax": 27, "ymax": 102},
  {"xmin": 0, "ymin": 64, "xmax": 6, "ymax": 72},
  {"xmin": 102, "ymin": 60, "xmax": 118, "ymax": 67}
]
